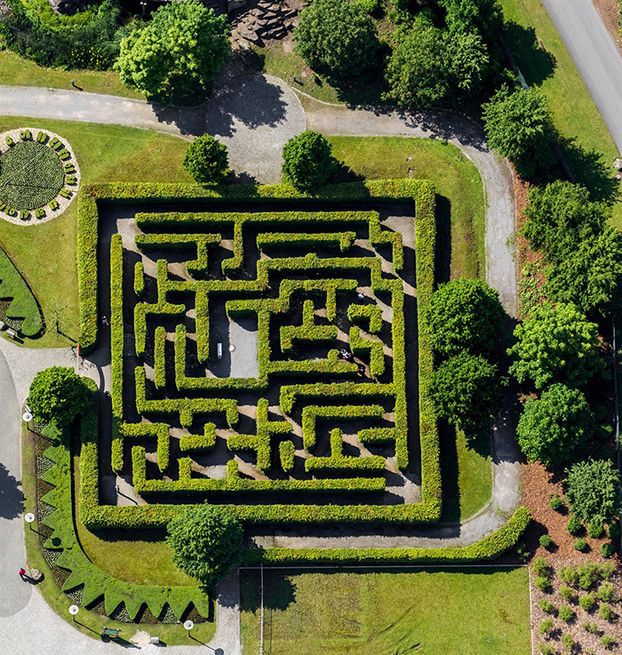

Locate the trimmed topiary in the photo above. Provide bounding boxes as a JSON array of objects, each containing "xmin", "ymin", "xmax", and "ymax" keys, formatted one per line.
[
  {"xmin": 282, "ymin": 131, "xmax": 338, "ymax": 191},
  {"xmin": 183, "ymin": 135, "xmax": 229, "ymax": 184}
]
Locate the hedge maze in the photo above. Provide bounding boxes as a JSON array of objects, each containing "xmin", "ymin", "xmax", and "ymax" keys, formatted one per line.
[{"xmin": 78, "ymin": 181, "xmax": 442, "ymax": 529}]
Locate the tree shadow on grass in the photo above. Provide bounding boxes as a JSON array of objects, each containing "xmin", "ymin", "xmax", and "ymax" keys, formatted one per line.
[
  {"xmin": 239, "ymin": 568, "xmax": 297, "ymax": 612},
  {"xmin": 503, "ymin": 21, "xmax": 557, "ymax": 87}
]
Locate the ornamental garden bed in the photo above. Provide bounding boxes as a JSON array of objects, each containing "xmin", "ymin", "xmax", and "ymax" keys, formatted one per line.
[{"xmin": 0, "ymin": 128, "xmax": 80, "ymax": 225}]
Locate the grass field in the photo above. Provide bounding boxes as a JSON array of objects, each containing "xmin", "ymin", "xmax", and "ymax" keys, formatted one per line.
[
  {"xmin": 499, "ymin": 0, "xmax": 621, "ymax": 225},
  {"xmin": 240, "ymin": 567, "xmax": 531, "ymax": 655},
  {"xmin": 0, "ymin": 50, "xmax": 142, "ymax": 99},
  {"xmin": 0, "ymin": 117, "xmax": 192, "ymax": 347}
]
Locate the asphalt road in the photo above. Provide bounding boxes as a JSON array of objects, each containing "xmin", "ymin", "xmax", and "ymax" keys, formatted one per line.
[{"xmin": 543, "ymin": 0, "xmax": 622, "ymax": 153}]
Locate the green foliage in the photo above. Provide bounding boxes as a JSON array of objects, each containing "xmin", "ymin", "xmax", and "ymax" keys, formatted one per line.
[
  {"xmin": 600, "ymin": 542, "xmax": 615, "ymax": 559},
  {"xmin": 579, "ymin": 593, "xmax": 595, "ymax": 611},
  {"xmin": 574, "ymin": 537, "xmax": 588, "ymax": 553},
  {"xmin": 549, "ymin": 494, "xmax": 565, "ymax": 512},
  {"xmin": 559, "ymin": 585, "xmax": 576, "ymax": 602},
  {"xmin": 508, "ymin": 303, "xmax": 602, "ymax": 390},
  {"xmin": 430, "ymin": 351, "xmax": 502, "ymax": 432},
  {"xmin": 1, "ymin": 0, "xmax": 122, "ymax": 69},
  {"xmin": 294, "ymin": 0, "xmax": 380, "ymax": 83},
  {"xmin": 533, "ymin": 556, "xmax": 552, "ymax": 578},
  {"xmin": 282, "ymin": 131, "xmax": 337, "ymax": 191},
  {"xmin": 596, "ymin": 582, "xmax": 616, "ymax": 603},
  {"xmin": 29, "ymin": 366, "xmax": 92, "ymax": 427},
  {"xmin": 538, "ymin": 618, "xmax": 554, "ymax": 635},
  {"xmin": 116, "ymin": 0, "xmax": 229, "ymax": 104},
  {"xmin": 583, "ymin": 621, "xmax": 600, "ymax": 634},
  {"xmin": 427, "ymin": 278, "xmax": 505, "ymax": 357},
  {"xmin": 516, "ymin": 383, "xmax": 593, "ymax": 468},
  {"xmin": 167, "ymin": 504, "xmax": 243, "ymax": 588},
  {"xmin": 557, "ymin": 604, "xmax": 575, "ymax": 623},
  {"xmin": 538, "ymin": 644, "xmax": 556, "ymax": 655},
  {"xmin": 534, "ymin": 575, "xmax": 551, "ymax": 592},
  {"xmin": 599, "ymin": 604, "xmax": 616, "ymax": 622},
  {"xmin": 538, "ymin": 598, "xmax": 556, "ymax": 614},
  {"xmin": 183, "ymin": 135, "xmax": 229, "ymax": 184},
  {"xmin": 539, "ymin": 534, "xmax": 554, "ymax": 550},
  {"xmin": 482, "ymin": 86, "xmax": 556, "ymax": 178},
  {"xmin": 566, "ymin": 459, "xmax": 622, "ymax": 524},
  {"xmin": 587, "ymin": 521, "xmax": 605, "ymax": 539},
  {"xmin": 0, "ymin": 246, "xmax": 43, "ymax": 337},
  {"xmin": 567, "ymin": 516, "xmax": 584, "ymax": 536},
  {"xmin": 438, "ymin": 0, "xmax": 503, "ymax": 35},
  {"xmin": 385, "ymin": 16, "xmax": 490, "ymax": 109},
  {"xmin": 601, "ymin": 635, "xmax": 617, "ymax": 650}
]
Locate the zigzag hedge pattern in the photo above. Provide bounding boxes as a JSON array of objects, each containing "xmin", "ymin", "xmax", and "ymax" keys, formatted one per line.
[{"xmin": 78, "ymin": 180, "xmax": 442, "ymax": 529}]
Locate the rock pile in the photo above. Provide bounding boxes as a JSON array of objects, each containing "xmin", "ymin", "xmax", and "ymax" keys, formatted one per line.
[{"xmin": 232, "ymin": 0, "xmax": 299, "ymax": 47}]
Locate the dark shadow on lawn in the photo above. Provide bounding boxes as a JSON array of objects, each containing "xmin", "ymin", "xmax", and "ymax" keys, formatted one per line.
[
  {"xmin": 434, "ymin": 194, "xmax": 451, "ymax": 284},
  {"xmin": 503, "ymin": 21, "xmax": 556, "ymax": 86},
  {"xmin": 239, "ymin": 568, "xmax": 297, "ymax": 612}
]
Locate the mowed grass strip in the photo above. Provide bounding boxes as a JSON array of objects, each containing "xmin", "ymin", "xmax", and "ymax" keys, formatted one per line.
[
  {"xmin": 0, "ymin": 116, "xmax": 192, "ymax": 347},
  {"xmin": 240, "ymin": 567, "xmax": 531, "ymax": 655}
]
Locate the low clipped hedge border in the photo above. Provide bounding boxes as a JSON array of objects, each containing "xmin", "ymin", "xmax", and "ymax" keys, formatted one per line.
[{"xmin": 77, "ymin": 179, "xmax": 442, "ymax": 528}]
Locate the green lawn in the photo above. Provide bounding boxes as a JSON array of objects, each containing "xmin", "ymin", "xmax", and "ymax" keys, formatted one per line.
[
  {"xmin": 0, "ymin": 117, "xmax": 192, "ymax": 346},
  {"xmin": 0, "ymin": 50, "xmax": 142, "ymax": 99},
  {"xmin": 499, "ymin": 0, "xmax": 621, "ymax": 225},
  {"xmin": 240, "ymin": 567, "xmax": 531, "ymax": 655}
]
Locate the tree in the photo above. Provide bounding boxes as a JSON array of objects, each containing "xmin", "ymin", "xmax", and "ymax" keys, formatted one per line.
[
  {"xmin": 294, "ymin": 0, "xmax": 380, "ymax": 84},
  {"xmin": 566, "ymin": 459, "xmax": 622, "ymax": 524},
  {"xmin": 430, "ymin": 352, "xmax": 503, "ymax": 432},
  {"xmin": 282, "ymin": 131, "xmax": 337, "ymax": 191},
  {"xmin": 167, "ymin": 505, "xmax": 243, "ymax": 588},
  {"xmin": 516, "ymin": 384, "xmax": 593, "ymax": 468},
  {"xmin": 427, "ymin": 279, "xmax": 506, "ymax": 357},
  {"xmin": 482, "ymin": 86, "xmax": 556, "ymax": 177},
  {"xmin": 546, "ymin": 227, "xmax": 622, "ymax": 316},
  {"xmin": 438, "ymin": 0, "xmax": 503, "ymax": 36},
  {"xmin": 522, "ymin": 181, "xmax": 608, "ymax": 261},
  {"xmin": 446, "ymin": 29, "xmax": 490, "ymax": 93},
  {"xmin": 28, "ymin": 367, "xmax": 92, "ymax": 427},
  {"xmin": 183, "ymin": 135, "xmax": 229, "ymax": 184},
  {"xmin": 116, "ymin": 0, "xmax": 230, "ymax": 104},
  {"xmin": 508, "ymin": 303, "xmax": 602, "ymax": 390}
]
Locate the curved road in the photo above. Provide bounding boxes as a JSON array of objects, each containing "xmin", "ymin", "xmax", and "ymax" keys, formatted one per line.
[{"xmin": 0, "ymin": 76, "xmax": 518, "ymax": 652}]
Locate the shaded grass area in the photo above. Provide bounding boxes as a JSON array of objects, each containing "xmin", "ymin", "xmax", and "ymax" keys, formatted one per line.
[
  {"xmin": 499, "ymin": 0, "xmax": 622, "ymax": 225},
  {"xmin": 0, "ymin": 50, "xmax": 142, "ymax": 99},
  {"xmin": 0, "ymin": 116, "xmax": 192, "ymax": 347},
  {"xmin": 240, "ymin": 567, "xmax": 531, "ymax": 655},
  {"xmin": 21, "ymin": 427, "xmax": 216, "ymax": 646}
]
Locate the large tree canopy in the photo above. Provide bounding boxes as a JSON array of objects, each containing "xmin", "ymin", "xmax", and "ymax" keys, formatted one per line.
[
  {"xmin": 28, "ymin": 367, "xmax": 92, "ymax": 427},
  {"xmin": 566, "ymin": 459, "xmax": 622, "ymax": 524},
  {"xmin": 508, "ymin": 303, "xmax": 602, "ymax": 390},
  {"xmin": 167, "ymin": 505, "xmax": 244, "ymax": 588},
  {"xmin": 430, "ymin": 351, "xmax": 502, "ymax": 432},
  {"xmin": 294, "ymin": 0, "xmax": 380, "ymax": 84},
  {"xmin": 516, "ymin": 383, "xmax": 593, "ymax": 468},
  {"xmin": 116, "ymin": 0, "xmax": 230, "ymax": 104},
  {"xmin": 482, "ymin": 86, "xmax": 556, "ymax": 177},
  {"xmin": 438, "ymin": 0, "xmax": 503, "ymax": 36},
  {"xmin": 427, "ymin": 279, "xmax": 506, "ymax": 357},
  {"xmin": 522, "ymin": 181, "xmax": 608, "ymax": 260}
]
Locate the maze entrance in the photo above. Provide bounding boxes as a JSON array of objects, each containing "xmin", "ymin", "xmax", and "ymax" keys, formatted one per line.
[{"xmin": 83, "ymin": 183, "xmax": 439, "ymax": 528}]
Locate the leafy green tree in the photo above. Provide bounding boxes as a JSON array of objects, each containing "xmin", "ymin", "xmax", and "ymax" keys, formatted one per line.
[
  {"xmin": 508, "ymin": 303, "xmax": 602, "ymax": 390},
  {"xmin": 116, "ymin": 0, "xmax": 230, "ymax": 104},
  {"xmin": 167, "ymin": 505, "xmax": 244, "ymax": 588},
  {"xmin": 282, "ymin": 131, "xmax": 337, "ymax": 191},
  {"xmin": 294, "ymin": 0, "xmax": 380, "ymax": 84},
  {"xmin": 427, "ymin": 279, "xmax": 506, "ymax": 357},
  {"xmin": 482, "ymin": 86, "xmax": 556, "ymax": 177},
  {"xmin": 438, "ymin": 0, "xmax": 503, "ymax": 36},
  {"xmin": 516, "ymin": 384, "xmax": 593, "ymax": 468},
  {"xmin": 28, "ymin": 367, "xmax": 92, "ymax": 427},
  {"xmin": 566, "ymin": 460, "xmax": 622, "ymax": 524},
  {"xmin": 522, "ymin": 181, "xmax": 608, "ymax": 260},
  {"xmin": 385, "ymin": 16, "xmax": 489, "ymax": 109},
  {"xmin": 183, "ymin": 135, "xmax": 229, "ymax": 184},
  {"xmin": 546, "ymin": 227, "xmax": 622, "ymax": 316},
  {"xmin": 430, "ymin": 352, "xmax": 503, "ymax": 432}
]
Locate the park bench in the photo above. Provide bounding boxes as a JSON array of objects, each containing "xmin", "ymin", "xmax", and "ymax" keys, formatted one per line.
[
  {"xmin": 6, "ymin": 328, "xmax": 17, "ymax": 339},
  {"xmin": 101, "ymin": 627, "xmax": 121, "ymax": 639}
]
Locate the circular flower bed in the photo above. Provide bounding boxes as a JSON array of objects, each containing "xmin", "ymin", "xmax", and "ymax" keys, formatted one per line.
[{"xmin": 0, "ymin": 128, "xmax": 81, "ymax": 225}]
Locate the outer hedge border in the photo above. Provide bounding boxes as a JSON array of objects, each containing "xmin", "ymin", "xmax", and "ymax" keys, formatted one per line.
[{"xmin": 77, "ymin": 179, "xmax": 442, "ymax": 528}]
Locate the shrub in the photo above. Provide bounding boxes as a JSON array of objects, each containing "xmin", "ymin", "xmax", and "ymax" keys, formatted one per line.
[
  {"xmin": 430, "ymin": 352, "xmax": 503, "ymax": 433},
  {"xmin": 567, "ymin": 516, "xmax": 584, "ymax": 536},
  {"xmin": 596, "ymin": 582, "xmax": 616, "ymax": 603},
  {"xmin": 574, "ymin": 538, "xmax": 588, "ymax": 553},
  {"xmin": 116, "ymin": 0, "xmax": 230, "ymax": 104},
  {"xmin": 539, "ymin": 618, "xmax": 554, "ymax": 636},
  {"xmin": 559, "ymin": 586, "xmax": 576, "ymax": 603},
  {"xmin": 183, "ymin": 135, "xmax": 229, "ymax": 184},
  {"xmin": 166, "ymin": 504, "xmax": 243, "ymax": 588},
  {"xmin": 583, "ymin": 621, "xmax": 600, "ymax": 634},
  {"xmin": 608, "ymin": 522, "xmax": 621, "ymax": 541},
  {"xmin": 427, "ymin": 279, "xmax": 506, "ymax": 357},
  {"xmin": 534, "ymin": 576, "xmax": 552, "ymax": 593},
  {"xmin": 539, "ymin": 534, "xmax": 554, "ymax": 551},
  {"xmin": 558, "ymin": 605, "xmax": 575, "ymax": 623},
  {"xmin": 550, "ymin": 494, "xmax": 565, "ymax": 512},
  {"xmin": 482, "ymin": 86, "xmax": 556, "ymax": 178},
  {"xmin": 599, "ymin": 604, "xmax": 616, "ymax": 622},
  {"xmin": 559, "ymin": 566, "xmax": 579, "ymax": 586},
  {"xmin": 294, "ymin": 0, "xmax": 380, "ymax": 83},
  {"xmin": 29, "ymin": 367, "xmax": 92, "ymax": 428},
  {"xmin": 282, "ymin": 131, "xmax": 337, "ymax": 191},
  {"xmin": 560, "ymin": 634, "xmax": 574, "ymax": 652},
  {"xmin": 578, "ymin": 593, "xmax": 596, "ymax": 611},
  {"xmin": 576, "ymin": 563, "xmax": 601, "ymax": 590},
  {"xmin": 601, "ymin": 635, "xmax": 617, "ymax": 650},
  {"xmin": 539, "ymin": 644, "xmax": 556, "ymax": 655},
  {"xmin": 588, "ymin": 521, "xmax": 605, "ymax": 539},
  {"xmin": 566, "ymin": 459, "xmax": 622, "ymax": 525},
  {"xmin": 516, "ymin": 384, "xmax": 593, "ymax": 468},
  {"xmin": 538, "ymin": 598, "xmax": 557, "ymax": 614},
  {"xmin": 533, "ymin": 557, "xmax": 553, "ymax": 578},
  {"xmin": 600, "ymin": 543, "xmax": 615, "ymax": 559},
  {"xmin": 508, "ymin": 302, "xmax": 602, "ymax": 390}
]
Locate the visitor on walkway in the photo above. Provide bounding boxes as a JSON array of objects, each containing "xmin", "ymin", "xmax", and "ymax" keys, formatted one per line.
[{"xmin": 18, "ymin": 567, "xmax": 29, "ymax": 582}]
